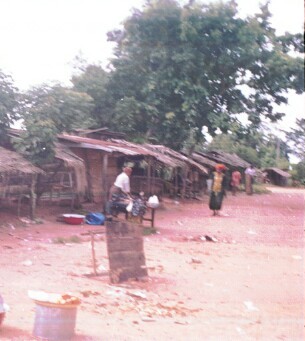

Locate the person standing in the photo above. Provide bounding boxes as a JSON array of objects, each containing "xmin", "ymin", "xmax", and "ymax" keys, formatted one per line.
[
  {"xmin": 245, "ymin": 164, "xmax": 255, "ymax": 195},
  {"xmin": 209, "ymin": 164, "xmax": 227, "ymax": 216},
  {"xmin": 231, "ymin": 169, "xmax": 242, "ymax": 196}
]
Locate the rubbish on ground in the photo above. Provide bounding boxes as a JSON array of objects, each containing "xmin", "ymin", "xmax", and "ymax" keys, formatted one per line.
[
  {"xmin": 204, "ymin": 235, "xmax": 218, "ymax": 242},
  {"xmin": 244, "ymin": 300, "xmax": 259, "ymax": 312},
  {"xmin": 126, "ymin": 290, "xmax": 147, "ymax": 299},
  {"xmin": 22, "ymin": 260, "xmax": 33, "ymax": 266},
  {"xmin": 28, "ymin": 290, "xmax": 81, "ymax": 305}
]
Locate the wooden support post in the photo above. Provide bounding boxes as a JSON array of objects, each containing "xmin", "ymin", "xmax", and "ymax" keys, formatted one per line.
[
  {"xmin": 90, "ymin": 232, "xmax": 97, "ymax": 276},
  {"xmin": 102, "ymin": 153, "xmax": 108, "ymax": 211},
  {"xmin": 147, "ymin": 157, "xmax": 152, "ymax": 195},
  {"xmin": 30, "ymin": 175, "xmax": 37, "ymax": 220},
  {"xmin": 142, "ymin": 208, "xmax": 155, "ymax": 228}
]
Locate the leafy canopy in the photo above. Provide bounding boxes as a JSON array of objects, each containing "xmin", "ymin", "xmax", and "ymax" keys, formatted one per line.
[
  {"xmin": 286, "ymin": 118, "xmax": 305, "ymax": 162},
  {"xmin": 15, "ymin": 84, "xmax": 95, "ymax": 164},
  {"xmin": 105, "ymin": 0, "xmax": 304, "ymax": 149},
  {"xmin": 0, "ymin": 69, "xmax": 20, "ymax": 144}
]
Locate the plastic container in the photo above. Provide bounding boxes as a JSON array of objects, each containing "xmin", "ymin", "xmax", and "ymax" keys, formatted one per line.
[
  {"xmin": 85, "ymin": 212, "xmax": 105, "ymax": 225},
  {"xmin": 63, "ymin": 214, "xmax": 85, "ymax": 225},
  {"xmin": 33, "ymin": 300, "xmax": 79, "ymax": 340}
]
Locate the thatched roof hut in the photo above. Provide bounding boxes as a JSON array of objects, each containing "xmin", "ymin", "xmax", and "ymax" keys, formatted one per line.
[
  {"xmin": 35, "ymin": 143, "xmax": 87, "ymax": 206},
  {"xmin": 190, "ymin": 152, "xmax": 217, "ymax": 169},
  {"xmin": 0, "ymin": 147, "xmax": 43, "ymax": 175},
  {"xmin": 263, "ymin": 167, "xmax": 291, "ymax": 186},
  {"xmin": 197, "ymin": 150, "xmax": 250, "ymax": 169},
  {"xmin": 57, "ymin": 134, "xmax": 191, "ymax": 202},
  {"xmin": 144, "ymin": 144, "xmax": 209, "ymax": 175},
  {"xmin": 0, "ymin": 147, "xmax": 44, "ymax": 218},
  {"xmin": 57, "ymin": 135, "xmax": 210, "ymax": 202}
]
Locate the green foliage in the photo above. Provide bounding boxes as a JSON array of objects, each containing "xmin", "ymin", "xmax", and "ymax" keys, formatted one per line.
[
  {"xmin": 286, "ymin": 118, "xmax": 305, "ymax": 161},
  {"xmin": 253, "ymin": 183, "xmax": 271, "ymax": 194},
  {"xmin": 205, "ymin": 128, "xmax": 290, "ymax": 168},
  {"xmin": 290, "ymin": 161, "xmax": 305, "ymax": 185},
  {"xmin": 102, "ymin": 0, "xmax": 303, "ymax": 149},
  {"xmin": 16, "ymin": 84, "xmax": 95, "ymax": 165},
  {"xmin": 0, "ymin": 70, "xmax": 20, "ymax": 144},
  {"xmin": 72, "ymin": 64, "xmax": 112, "ymax": 127},
  {"xmin": 236, "ymin": 145, "xmax": 260, "ymax": 166},
  {"xmin": 206, "ymin": 134, "xmax": 236, "ymax": 153},
  {"xmin": 23, "ymin": 84, "xmax": 95, "ymax": 132},
  {"xmin": 13, "ymin": 117, "xmax": 57, "ymax": 165},
  {"xmin": 142, "ymin": 226, "xmax": 157, "ymax": 235},
  {"xmin": 52, "ymin": 235, "xmax": 82, "ymax": 244}
]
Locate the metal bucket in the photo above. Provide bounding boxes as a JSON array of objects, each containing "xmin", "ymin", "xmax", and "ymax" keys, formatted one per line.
[{"xmin": 33, "ymin": 301, "xmax": 79, "ymax": 340}]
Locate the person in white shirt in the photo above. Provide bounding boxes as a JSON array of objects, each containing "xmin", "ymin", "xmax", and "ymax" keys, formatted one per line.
[
  {"xmin": 106, "ymin": 167, "xmax": 133, "ymax": 216},
  {"xmin": 245, "ymin": 164, "xmax": 256, "ymax": 195},
  {"xmin": 113, "ymin": 167, "xmax": 132, "ymax": 197}
]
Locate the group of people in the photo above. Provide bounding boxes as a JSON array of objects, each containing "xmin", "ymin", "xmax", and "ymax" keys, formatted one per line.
[
  {"xmin": 108, "ymin": 163, "xmax": 256, "ymax": 219},
  {"xmin": 208, "ymin": 163, "xmax": 255, "ymax": 216}
]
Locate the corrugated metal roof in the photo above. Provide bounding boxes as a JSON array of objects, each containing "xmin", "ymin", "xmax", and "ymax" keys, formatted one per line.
[
  {"xmin": 58, "ymin": 135, "xmax": 183, "ymax": 168},
  {"xmin": 58, "ymin": 135, "xmax": 146, "ymax": 155}
]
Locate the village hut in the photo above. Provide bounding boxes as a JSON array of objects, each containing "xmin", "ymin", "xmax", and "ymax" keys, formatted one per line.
[
  {"xmin": 0, "ymin": 146, "xmax": 44, "ymax": 218},
  {"xmin": 188, "ymin": 150, "xmax": 251, "ymax": 192},
  {"xmin": 6, "ymin": 129, "xmax": 87, "ymax": 208},
  {"xmin": 57, "ymin": 134, "xmax": 190, "ymax": 206},
  {"xmin": 144, "ymin": 144, "xmax": 209, "ymax": 198},
  {"xmin": 36, "ymin": 143, "xmax": 87, "ymax": 208},
  {"xmin": 198, "ymin": 150, "xmax": 250, "ymax": 169},
  {"xmin": 57, "ymin": 133, "xmax": 210, "ymax": 206},
  {"xmin": 190, "ymin": 152, "xmax": 217, "ymax": 170},
  {"xmin": 262, "ymin": 168, "xmax": 291, "ymax": 186}
]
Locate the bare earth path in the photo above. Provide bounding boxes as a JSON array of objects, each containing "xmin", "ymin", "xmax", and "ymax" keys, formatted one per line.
[{"xmin": 0, "ymin": 186, "xmax": 304, "ymax": 340}]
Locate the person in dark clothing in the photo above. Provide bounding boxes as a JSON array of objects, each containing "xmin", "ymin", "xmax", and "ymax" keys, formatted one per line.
[{"xmin": 209, "ymin": 164, "xmax": 227, "ymax": 216}]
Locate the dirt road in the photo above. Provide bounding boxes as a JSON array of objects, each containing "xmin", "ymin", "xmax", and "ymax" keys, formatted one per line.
[{"xmin": 0, "ymin": 187, "xmax": 304, "ymax": 340}]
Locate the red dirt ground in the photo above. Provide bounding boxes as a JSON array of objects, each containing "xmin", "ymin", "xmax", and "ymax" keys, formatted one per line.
[{"xmin": 0, "ymin": 186, "xmax": 304, "ymax": 340}]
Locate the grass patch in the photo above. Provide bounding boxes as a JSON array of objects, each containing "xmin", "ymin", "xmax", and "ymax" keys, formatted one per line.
[
  {"xmin": 52, "ymin": 235, "xmax": 82, "ymax": 244},
  {"xmin": 253, "ymin": 183, "xmax": 272, "ymax": 194},
  {"xmin": 143, "ymin": 226, "xmax": 157, "ymax": 235},
  {"xmin": 239, "ymin": 183, "xmax": 271, "ymax": 194}
]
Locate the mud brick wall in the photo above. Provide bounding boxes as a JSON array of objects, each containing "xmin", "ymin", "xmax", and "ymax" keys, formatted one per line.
[{"xmin": 106, "ymin": 220, "xmax": 148, "ymax": 283}]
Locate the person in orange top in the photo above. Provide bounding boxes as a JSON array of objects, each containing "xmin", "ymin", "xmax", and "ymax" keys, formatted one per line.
[
  {"xmin": 209, "ymin": 164, "xmax": 227, "ymax": 216},
  {"xmin": 231, "ymin": 169, "xmax": 242, "ymax": 196}
]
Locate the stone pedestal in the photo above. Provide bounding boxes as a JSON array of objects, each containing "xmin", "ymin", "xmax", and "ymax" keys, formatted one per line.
[{"xmin": 106, "ymin": 220, "xmax": 148, "ymax": 283}]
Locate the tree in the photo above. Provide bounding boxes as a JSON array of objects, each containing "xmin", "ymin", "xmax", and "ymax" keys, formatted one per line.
[
  {"xmin": 71, "ymin": 64, "xmax": 113, "ymax": 128},
  {"xmin": 13, "ymin": 117, "xmax": 58, "ymax": 165},
  {"xmin": 204, "ymin": 129, "xmax": 290, "ymax": 168},
  {"xmin": 22, "ymin": 84, "xmax": 95, "ymax": 133},
  {"xmin": 106, "ymin": 0, "xmax": 304, "ymax": 149},
  {"xmin": 286, "ymin": 118, "xmax": 305, "ymax": 184},
  {"xmin": 16, "ymin": 84, "xmax": 95, "ymax": 164},
  {"xmin": 286, "ymin": 118, "xmax": 305, "ymax": 161},
  {"xmin": 0, "ymin": 69, "xmax": 20, "ymax": 145}
]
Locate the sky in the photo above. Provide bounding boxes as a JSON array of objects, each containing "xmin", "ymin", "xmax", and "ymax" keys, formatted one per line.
[{"xmin": 0, "ymin": 0, "xmax": 304, "ymax": 137}]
